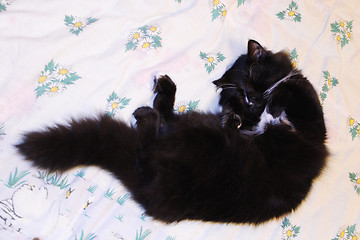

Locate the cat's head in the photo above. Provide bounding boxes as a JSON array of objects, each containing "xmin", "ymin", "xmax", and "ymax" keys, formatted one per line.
[
  {"xmin": 214, "ymin": 39, "xmax": 294, "ymax": 94},
  {"xmin": 213, "ymin": 40, "xmax": 294, "ymax": 129}
]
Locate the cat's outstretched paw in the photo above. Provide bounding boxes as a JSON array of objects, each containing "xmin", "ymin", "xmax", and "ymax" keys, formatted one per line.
[{"xmin": 153, "ymin": 75, "xmax": 176, "ymax": 95}]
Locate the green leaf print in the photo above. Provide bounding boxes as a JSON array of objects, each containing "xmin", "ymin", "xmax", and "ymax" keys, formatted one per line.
[
  {"xmin": 106, "ymin": 92, "xmax": 131, "ymax": 117},
  {"xmin": 0, "ymin": 4, "xmax": 6, "ymax": 12},
  {"xmin": 200, "ymin": 51, "xmax": 226, "ymax": 74},
  {"xmin": 65, "ymin": 15, "xmax": 98, "ymax": 36},
  {"xmin": 88, "ymin": 185, "xmax": 98, "ymax": 194},
  {"xmin": 104, "ymin": 188, "xmax": 116, "ymax": 200},
  {"xmin": 0, "ymin": 0, "xmax": 12, "ymax": 12},
  {"xmin": 188, "ymin": 100, "xmax": 200, "ymax": 111},
  {"xmin": 6, "ymin": 168, "xmax": 30, "ymax": 188},
  {"xmin": 125, "ymin": 25, "xmax": 162, "ymax": 52},
  {"xmin": 349, "ymin": 172, "xmax": 360, "ymax": 195},
  {"xmin": 35, "ymin": 60, "xmax": 81, "ymax": 97},
  {"xmin": 330, "ymin": 22, "xmax": 340, "ymax": 33},
  {"xmin": 0, "ymin": 122, "xmax": 6, "ymax": 135},
  {"xmin": 237, "ymin": 0, "xmax": 246, "ymax": 6},
  {"xmin": 61, "ymin": 72, "xmax": 81, "ymax": 85},
  {"xmin": 210, "ymin": 2, "xmax": 226, "ymax": 21},
  {"xmin": 75, "ymin": 230, "xmax": 97, "ymax": 240},
  {"xmin": 37, "ymin": 170, "xmax": 70, "ymax": 189},
  {"xmin": 115, "ymin": 214, "xmax": 124, "ymax": 222},
  {"xmin": 126, "ymin": 41, "xmax": 138, "ymax": 52},
  {"xmin": 281, "ymin": 217, "xmax": 301, "ymax": 240},
  {"xmin": 332, "ymin": 224, "xmax": 358, "ymax": 240},
  {"xmin": 277, "ymin": 1, "xmax": 302, "ymax": 22},
  {"xmin": 217, "ymin": 52, "xmax": 226, "ymax": 62},
  {"xmin": 45, "ymin": 59, "xmax": 56, "ymax": 72},
  {"xmin": 135, "ymin": 227, "xmax": 151, "ymax": 240},
  {"xmin": 349, "ymin": 125, "xmax": 359, "ymax": 140},
  {"xmin": 331, "ymin": 20, "xmax": 353, "ymax": 48},
  {"xmin": 276, "ymin": 12, "xmax": 285, "ymax": 20},
  {"xmin": 87, "ymin": 17, "xmax": 98, "ymax": 24},
  {"xmin": 319, "ymin": 71, "xmax": 338, "ymax": 103},
  {"xmin": 116, "ymin": 193, "xmax": 130, "ymax": 205}
]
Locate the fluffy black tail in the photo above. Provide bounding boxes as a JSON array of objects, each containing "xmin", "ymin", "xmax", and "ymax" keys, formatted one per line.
[{"xmin": 16, "ymin": 115, "xmax": 140, "ymax": 190}]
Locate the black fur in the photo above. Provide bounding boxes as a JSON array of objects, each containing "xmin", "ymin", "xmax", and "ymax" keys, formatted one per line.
[{"xmin": 16, "ymin": 40, "xmax": 327, "ymax": 224}]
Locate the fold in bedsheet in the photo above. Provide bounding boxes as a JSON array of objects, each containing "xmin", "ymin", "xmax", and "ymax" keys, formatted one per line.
[{"xmin": 0, "ymin": 0, "xmax": 359, "ymax": 239}]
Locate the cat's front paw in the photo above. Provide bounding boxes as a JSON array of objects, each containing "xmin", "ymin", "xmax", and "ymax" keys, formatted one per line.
[
  {"xmin": 153, "ymin": 75, "xmax": 176, "ymax": 95},
  {"xmin": 223, "ymin": 113, "xmax": 242, "ymax": 129}
]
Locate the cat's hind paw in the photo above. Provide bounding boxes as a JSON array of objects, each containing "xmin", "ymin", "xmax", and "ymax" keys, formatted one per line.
[{"xmin": 153, "ymin": 75, "xmax": 176, "ymax": 95}]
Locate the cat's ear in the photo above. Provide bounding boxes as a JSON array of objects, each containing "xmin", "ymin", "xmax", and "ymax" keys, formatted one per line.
[
  {"xmin": 213, "ymin": 77, "xmax": 227, "ymax": 88},
  {"xmin": 213, "ymin": 78, "xmax": 223, "ymax": 87},
  {"xmin": 248, "ymin": 40, "xmax": 266, "ymax": 63}
]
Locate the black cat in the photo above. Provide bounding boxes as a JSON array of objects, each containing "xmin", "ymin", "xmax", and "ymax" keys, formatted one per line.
[{"xmin": 16, "ymin": 40, "xmax": 327, "ymax": 224}]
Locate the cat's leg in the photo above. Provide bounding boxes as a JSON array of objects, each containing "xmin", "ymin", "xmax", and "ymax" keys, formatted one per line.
[
  {"xmin": 153, "ymin": 75, "xmax": 176, "ymax": 123},
  {"xmin": 133, "ymin": 106, "xmax": 160, "ymax": 149},
  {"xmin": 133, "ymin": 106, "xmax": 160, "ymax": 180}
]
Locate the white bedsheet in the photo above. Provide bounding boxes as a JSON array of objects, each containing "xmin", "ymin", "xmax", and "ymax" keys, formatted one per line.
[{"xmin": 0, "ymin": 0, "xmax": 359, "ymax": 239}]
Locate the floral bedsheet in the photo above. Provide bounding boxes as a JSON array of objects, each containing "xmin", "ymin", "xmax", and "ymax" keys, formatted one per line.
[{"xmin": 0, "ymin": 0, "xmax": 359, "ymax": 239}]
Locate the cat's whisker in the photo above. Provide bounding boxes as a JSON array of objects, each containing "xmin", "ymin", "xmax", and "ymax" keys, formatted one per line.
[
  {"xmin": 219, "ymin": 86, "xmax": 238, "ymax": 90},
  {"xmin": 263, "ymin": 70, "xmax": 300, "ymax": 98},
  {"xmin": 216, "ymin": 83, "xmax": 238, "ymax": 91}
]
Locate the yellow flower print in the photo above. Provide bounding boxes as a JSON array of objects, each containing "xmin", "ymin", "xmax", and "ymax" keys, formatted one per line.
[
  {"xmin": 54, "ymin": 65, "xmax": 73, "ymax": 81},
  {"xmin": 147, "ymin": 26, "xmax": 161, "ymax": 36},
  {"xmin": 353, "ymin": 233, "xmax": 359, "ymax": 240},
  {"xmin": 333, "ymin": 225, "xmax": 359, "ymax": 240},
  {"xmin": 281, "ymin": 217, "xmax": 300, "ymax": 240},
  {"xmin": 34, "ymin": 60, "xmax": 81, "ymax": 98},
  {"xmin": 174, "ymin": 102, "xmax": 189, "ymax": 113},
  {"xmin": 200, "ymin": 51, "xmax": 226, "ymax": 73},
  {"xmin": 207, "ymin": 55, "xmax": 216, "ymax": 64},
  {"xmin": 320, "ymin": 71, "xmax": 338, "ymax": 103},
  {"xmin": 174, "ymin": 100, "xmax": 199, "ymax": 114},
  {"xmin": 125, "ymin": 25, "xmax": 162, "ymax": 52},
  {"xmin": 212, "ymin": 0, "xmax": 220, "ymax": 6},
  {"xmin": 139, "ymin": 37, "xmax": 154, "ymax": 51},
  {"xmin": 349, "ymin": 118, "xmax": 355, "ymax": 126},
  {"xmin": 37, "ymin": 70, "xmax": 51, "ymax": 86},
  {"xmin": 71, "ymin": 17, "xmax": 87, "ymax": 30},
  {"xmin": 276, "ymin": 1, "xmax": 302, "ymax": 22},
  {"xmin": 331, "ymin": 20, "xmax": 353, "ymax": 48},
  {"xmin": 64, "ymin": 15, "xmax": 98, "ymax": 36},
  {"xmin": 287, "ymin": 48, "xmax": 298, "ymax": 69},
  {"xmin": 349, "ymin": 172, "xmax": 360, "ymax": 194},
  {"xmin": 129, "ymin": 29, "xmax": 142, "ymax": 41},
  {"xmin": 339, "ymin": 229, "xmax": 347, "ymax": 239},
  {"xmin": 348, "ymin": 116, "xmax": 360, "ymax": 140},
  {"xmin": 47, "ymin": 82, "xmax": 65, "ymax": 96},
  {"xmin": 105, "ymin": 91, "xmax": 131, "ymax": 117},
  {"xmin": 209, "ymin": 0, "xmax": 226, "ymax": 21}
]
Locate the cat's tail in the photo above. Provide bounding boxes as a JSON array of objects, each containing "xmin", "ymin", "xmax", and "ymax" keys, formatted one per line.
[{"xmin": 15, "ymin": 115, "xmax": 140, "ymax": 190}]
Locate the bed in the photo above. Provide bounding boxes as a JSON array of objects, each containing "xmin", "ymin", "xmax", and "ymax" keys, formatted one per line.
[{"xmin": 0, "ymin": 0, "xmax": 359, "ymax": 239}]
